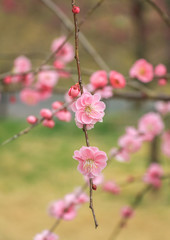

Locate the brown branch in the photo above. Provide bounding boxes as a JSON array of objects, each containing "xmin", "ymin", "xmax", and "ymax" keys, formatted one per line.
[
  {"xmin": 145, "ymin": 0, "xmax": 170, "ymax": 27},
  {"xmin": 41, "ymin": 0, "xmax": 110, "ymax": 71},
  {"xmin": 72, "ymin": 0, "xmax": 98, "ymax": 228}
]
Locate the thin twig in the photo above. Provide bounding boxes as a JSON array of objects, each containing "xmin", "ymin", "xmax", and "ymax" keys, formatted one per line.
[
  {"xmin": 145, "ymin": 0, "xmax": 170, "ymax": 27},
  {"xmin": 0, "ymin": 101, "xmax": 71, "ymax": 147},
  {"xmin": 72, "ymin": 0, "xmax": 98, "ymax": 228},
  {"xmin": 41, "ymin": 0, "xmax": 109, "ymax": 71}
]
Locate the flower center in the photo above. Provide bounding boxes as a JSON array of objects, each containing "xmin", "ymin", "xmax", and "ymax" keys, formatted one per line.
[
  {"xmin": 83, "ymin": 159, "xmax": 94, "ymax": 172},
  {"xmin": 139, "ymin": 68, "xmax": 146, "ymax": 75},
  {"xmin": 85, "ymin": 105, "xmax": 92, "ymax": 115}
]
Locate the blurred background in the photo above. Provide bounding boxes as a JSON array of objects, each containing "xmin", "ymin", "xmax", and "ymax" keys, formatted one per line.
[{"xmin": 0, "ymin": 0, "xmax": 170, "ymax": 240}]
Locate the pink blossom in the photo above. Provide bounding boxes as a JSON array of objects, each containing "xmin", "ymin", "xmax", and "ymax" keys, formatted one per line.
[
  {"xmin": 34, "ymin": 230, "xmax": 59, "ymax": 240},
  {"xmin": 130, "ymin": 59, "xmax": 154, "ymax": 83},
  {"xmin": 73, "ymin": 146, "xmax": 108, "ymax": 178},
  {"xmin": 20, "ymin": 88, "xmax": 40, "ymax": 105},
  {"xmin": 161, "ymin": 131, "xmax": 170, "ymax": 157},
  {"xmin": 95, "ymin": 86, "xmax": 113, "ymax": 99},
  {"xmin": 115, "ymin": 149, "xmax": 130, "ymax": 162},
  {"xmin": 51, "ymin": 36, "xmax": 74, "ymax": 63},
  {"xmin": 118, "ymin": 132, "xmax": 142, "ymax": 153},
  {"xmin": 37, "ymin": 69, "xmax": 59, "ymax": 89},
  {"xmin": 155, "ymin": 101, "xmax": 170, "ymax": 115},
  {"xmin": 68, "ymin": 83, "xmax": 80, "ymax": 98},
  {"xmin": 56, "ymin": 110, "xmax": 72, "ymax": 122},
  {"xmin": 143, "ymin": 163, "xmax": 163, "ymax": 188},
  {"xmin": 22, "ymin": 73, "xmax": 34, "ymax": 87},
  {"xmin": 42, "ymin": 119, "xmax": 55, "ymax": 128},
  {"xmin": 74, "ymin": 191, "xmax": 89, "ymax": 205},
  {"xmin": 40, "ymin": 109, "xmax": 52, "ymax": 119},
  {"xmin": 3, "ymin": 76, "xmax": 12, "ymax": 84},
  {"xmin": 138, "ymin": 112, "xmax": 164, "ymax": 141},
  {"xmin": 48, "ymin": 199, "xmax": 77, "ymax": 221},
  {"xmin": 14, "ymin": 55, "xmax": 31, "ymax": 73},
  {"xmin": 90, "ymin": 70, "xmax": 108, "ymax": 89},
  {"xmin": 103, "ymin": 181, "xmax": 120, "ymax": 194},
  {"xmin": 121, "ymin": 206, "xmax": 134, "ymax": 218},
  {"xmin": 71, "ymin": 92, "xmax": 105, "ymax": 126},
  {"xmin": 27, "ymin": 115, "xmax": 37, "ymax": 125},
  {"xmin": 109, "ymin": 71, "xmax": 126, "ymax": 88},
  {"xmin": 52, "ymin": 101, "xmax": 63, "ymax": 110},
  {"xmin": 53, "ymin": 60, "xmax": 70, "ymax": 78},
  {"xmin": 158, "ymin": 78, "xmax": 167, "ymax": 86},
  {"xmin": 155, "ymin": 64, "xmax": 167, "ymax": 77}
]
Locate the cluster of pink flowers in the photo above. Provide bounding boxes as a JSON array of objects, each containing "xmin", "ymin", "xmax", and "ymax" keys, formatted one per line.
[
  {"xmin": 48, "ymin": 189, "xmax": 89, "ymax": 221},
  {"xmin": 129, "ymin": 59, "xmax": 167, "ymax": 85},
  {"xmin": 34, "ymin": 230, "xmax": 59, "ymax": 240},
  {"xmin": 143, "ymin": 163, "xmax": 164, "ymax": 188},
  {"xmin": 71, "ymin": 92, "xmax": 106, "ymax": 129},
  {"xmin": 73, "ymin": 146, "xmax": 108, "ymax": 178},
  {"xmin": 27, "ymin": 101, "xmax": 72, "ymax": 127},
  {"xmin": 87, "ymin": 70, "xmax": 126, "ymax": 99},
  {"xmin": 3, "ymin": 36, "xmax": 75, "ymax": 105},
  {"xmin": 110, "ymin": 113, "xmax": 164, "ymax": 162}
]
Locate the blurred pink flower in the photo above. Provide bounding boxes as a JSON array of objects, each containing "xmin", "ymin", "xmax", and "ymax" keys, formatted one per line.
[
  {"xmin": 121, "ymin": 206, "xmax": 134, "ymax": 218},
  {"xmin": 14, "ymin": 55, "xmax": 32, "ymax": 73},
  {"xmin": 90, "ymin": 70, "xmax": 108, "ymax": 89},
  {"xmin": 56, "ymin": 110, "xmax": 72, "ymax": 122},
  {"xmin": 109, "ymin": 71, "xmax": 126, "ymax": 88},
  {"xmin": 155, "ymin": 101, "xmax": 170, "ymax": 115},
  {"xmin": 95, "ymin": 86, "xmax": 113, "ymax": 99},
  {"xmin": 130, "ymin": 59, "xmax": 153, "ymax": 82},
  {"xmin": 161, "ymin": 131, "xmax": 170, "ymax": 157},
  {"xmin": 37, "ymin": 69, "xmax": 59, "ymax": 89},
  {"xmin": 155, "ymin": 64, "xmax": 167, "ymax": 77},
  {"xmin": 20, "ymin": 88, "xmax": 40, "ymax": 105},
  {"xmin": 73, "ymin": 146, "xmax": 108, "ymax": 178},
  {"xmin": 138, "ymin": 112, "xmax": 164, "ymax": 141},
  {"xmin": 34, "ymin": 230, "xmax": 59, "ymax": 240},
  {"xmin": 48, "ymin": 199, "xmax": 77, "ymax": 221},
  {"xmin": 51, "ymin": 36, "xmax": 74, "ymax": 63},
  {"xmin": 143, "ymin": 163, "xmax": 163, "ymax": 188},
  {"xmin": 103, "ymin": 181, "xmax": 120, "ymax": 194}
]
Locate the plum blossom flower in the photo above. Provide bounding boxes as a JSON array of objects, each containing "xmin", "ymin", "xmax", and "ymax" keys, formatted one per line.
[
  {"xmin": 121, "ymin": 206, "xmax": 134, "ymax": 219},
  {"xmin": 130, "ymin": 59, "xmax": 154, "ymax": 83},
  {"xmin": 51, "ymin": 36, "xmax": 74, "ymax": 63},
  {"xmin": 118, "ymin": 132, "xmax": 142, "ymax": 154},
  {"xmin": 48, "ymin": 199, "xmax": 77, "ymax": 221},
  {"xmin": 56, "ymin": 110, "xmax": 72, "ymax": 122},
  {"xmin": 155, "ymin": 64, "xmax": 167, "ymax": 77},
  {"xmin": 109, "ymin": 71, "xmax": 126, "ymax": 88},
  {"xmin": 138, "ymin": 112, "xmax": 164, "ymax": 141},
  {"xmin": 161, "ymin": 131, "xmax": 170, "ymax": 157},
  {"xmin": 34, "ymin": 230, "xmax": 59, "ymax": 240},
  {"xmin": 20, "ymin": 88, "xmax": 40, "ymax": 105},
  {"xmin": 37, "ymin": 69, "xmax": 59, "ymax": 89},
  {"xmin": 143, "ymin": 163, "xmax": 164, "ymax": 188},
  {"xmin": 14, "ymin": 55, "xmax": 31, "ymax": 73},
  {"xmin": 73, "ymin": 146, "xmax": 108, "ymax": 178},
  {"xmin": 71, "ymin": 92, "xmax": 105, "ymax": 127},
  {"xmin": 90, "ymin": 70, "xmax": 108, "ymax": 89},
  {"xmin": 95, "ymin": 86, "xmax": 113, "ymax": 99},
  {"xmin": 103, "ymin": 181, "xmax": 120, "ymax": 194},
  {"xmin": 155, "ymin": 101, "xmax": 170, "ymax": 115}
]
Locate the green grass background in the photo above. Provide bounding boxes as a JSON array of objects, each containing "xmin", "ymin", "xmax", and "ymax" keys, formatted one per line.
[{"xmin": 1, "ymin": 114, "xmax": 170, "ymax": 240}]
